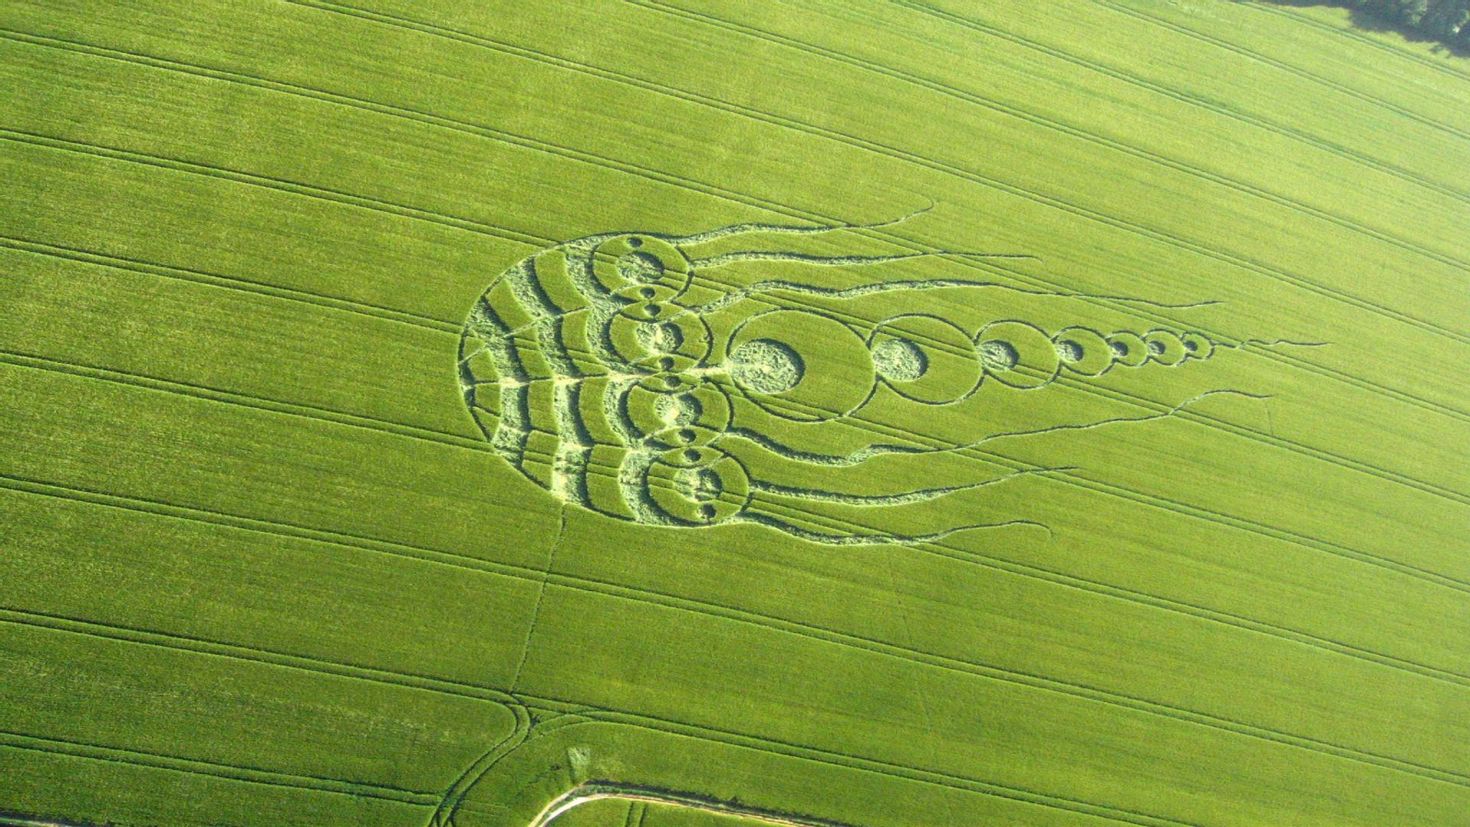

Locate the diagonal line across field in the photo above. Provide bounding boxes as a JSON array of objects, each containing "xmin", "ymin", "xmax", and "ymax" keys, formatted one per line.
[{"xmin": 4, "ymin": 20, "xmax": 1469, "ymax": 434}]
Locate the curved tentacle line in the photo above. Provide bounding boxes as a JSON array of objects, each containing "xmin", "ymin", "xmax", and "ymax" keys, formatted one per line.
[{"xmin": 458, "ymin": 210, "xmax": 1307, "ymax": 546}]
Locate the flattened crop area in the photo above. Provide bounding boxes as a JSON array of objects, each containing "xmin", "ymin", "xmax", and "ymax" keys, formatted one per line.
[{"xmin": 1, "ymin": 1, "xmax": 1467, "ymax": 825}]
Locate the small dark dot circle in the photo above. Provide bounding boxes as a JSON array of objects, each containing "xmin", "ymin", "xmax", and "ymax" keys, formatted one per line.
[
  {"xmin": 1147, "ymin": 340, "xmax": 1165, "ymax": 354},
  {"xmin": 628, "ymin": 236, "xmax": 643, "ymax": 247},
  {"xmin": 1110, "ymin": 341, "xmax": 1130, "ymax": 357},
  {"xmin": 644, "ymin": 304, "xmax": 661, "ymax": 317},
  {"xmin": 658, "ymin": 356, "xmax": 676, "ymax": 371},
  {"xmin": 682, "ymin": 449, "xmax": 701, "ymax": 463},
  {"xmin": 698, "ymin": 504, "xmax": 717, "ymax": 520},
  {"xmin": 639, "ymin": 287, "xmax": 656, "ymax": 299},
  {"xmin": 677, "ymin": 428, "xmax": 696, "ymax": 443},
  {"xmin": 662, "ymin": 375, "xmax": 681, "ymax": 389},
  {"xmin": 1184, "ymin": 339, "xmax": 1198, "ymax": 352}
]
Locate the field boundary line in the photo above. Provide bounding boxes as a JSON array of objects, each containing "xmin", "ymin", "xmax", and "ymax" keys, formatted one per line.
[
  {"xmin": 514, "ymin": 699, "xmax": 1201, "ymax": 827},
  {"xmin": 0, "ymin": 27, "xmax": 791, "ymax": 245},
  {"xmin": 532, "ymin": 783, "xmax": 857, "ymax": 827},
  {"xmin": 0, "ymin": 123, "xmax": 542, "ymax": 248},
  {"xmin": 0, "ymin": 608, "xmax": 515, "ymax": 705},
  {"xmin": 0, "ymin": 349, "xmax": 484, "ymax": 451},
  {"xmin": 0, "ymin": 468, "xmax": 541, "ymax": 582}
]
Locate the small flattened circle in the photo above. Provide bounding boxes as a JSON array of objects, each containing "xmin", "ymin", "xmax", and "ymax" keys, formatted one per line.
[
  {"xmin": 1053, "ymin": 327, "xmax": 1113, "ymax": 376},
  {"xmin": 1144, "ymin": 330, "xmax": 1188, "ymax": 366},
  {"xmin": 976, "ymin": 320, "xmax": 1060, "ymax": 389},
  {"xmin": 869, "ymin": 315, "xmax": 981, "ymax": 404},
  {"xmin": 1181, "ymin": 331, "xmax": 1215, "ymax": 360},
  {"xmin": 1106, "ymin": 331, "xmax": 1148, "ymax": 367}
]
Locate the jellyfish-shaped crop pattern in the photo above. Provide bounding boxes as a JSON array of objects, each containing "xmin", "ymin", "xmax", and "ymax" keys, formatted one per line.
[{"xmin": 458, "ymin": 218, "xmax": 1224, "ymax": 545}]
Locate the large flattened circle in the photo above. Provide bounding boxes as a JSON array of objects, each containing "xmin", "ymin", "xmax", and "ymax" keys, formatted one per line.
[{"xmin": 725, "ymin": 309, "xmax": 875, "ymax": 422}]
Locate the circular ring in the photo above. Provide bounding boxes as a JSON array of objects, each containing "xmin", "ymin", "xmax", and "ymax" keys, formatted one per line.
[
  {"xmin": 1144, "ymin": 330, "xmax": 1188, "ymax": 366},
  {"xmin": 624, "ymin": 382, "xmax": 732, "ymax": 445},
  {"xmin": 976, "ymin": 320, "xmax": 1060, "ymax": 389},
  {"xmin": 1181, "ymin": 331, "xmax": 1215, "ymax": 361},
  {"xmin": 868, "ymin": 314, "xmax": 982, "ymax": 404},
  {"xmin": 1052, "ymin": 327, "xmax": 1113, "ymax": 376},
  {"xmin": 607, "ymin": 304, "xmax": 712, "ymax": 372},
  {"xmin": 725, "ymin": 309, "xmax": 874, "ymax": 421},
  {"xmin": 591, "ymin": 234, "xmax": 692, "ymax": 301},
  {"xmin": 1106, "ymin": 331, "xmax": 1148, "ymax": 368},
  {"xmin": 645, "ymin": 448, "xmax": 751, "ymax": 525}
]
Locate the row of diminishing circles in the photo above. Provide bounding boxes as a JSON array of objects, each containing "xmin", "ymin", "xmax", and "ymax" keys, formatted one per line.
[{"xmin": 719, "ymin": 310, "xmax": 1216, "ymax": 418}]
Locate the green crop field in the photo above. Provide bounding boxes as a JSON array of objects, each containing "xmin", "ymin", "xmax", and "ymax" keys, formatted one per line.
[{"xmin": 2, "ymin": 0, "xmax": 1468, "ymax": 824}]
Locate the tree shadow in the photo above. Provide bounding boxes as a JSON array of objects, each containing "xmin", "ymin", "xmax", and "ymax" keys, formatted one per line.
[{"xmin": 1241, "ymin": 1, "xmax": 1470, "ymax": 56}]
